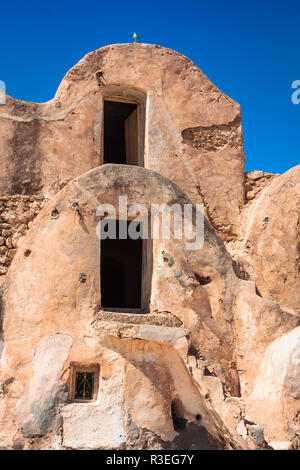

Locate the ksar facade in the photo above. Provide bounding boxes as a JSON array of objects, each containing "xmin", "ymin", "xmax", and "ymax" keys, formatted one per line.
[{"xmin": 0, "ymin": 44, "xmax": 299, "ymax": 450}]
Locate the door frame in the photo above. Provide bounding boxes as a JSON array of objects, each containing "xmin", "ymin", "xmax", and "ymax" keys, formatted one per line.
[
  {"xmin": 99, "ymin": 216, "xmax": 151, "ymax": 314},
  {"xmin": 101, "ymin": 85, "xmax": 146, "ymax": 167}
]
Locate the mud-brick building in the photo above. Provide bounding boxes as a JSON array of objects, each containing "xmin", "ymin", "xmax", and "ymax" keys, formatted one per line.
[{"xmin": 0, "ymin": 44, "xmax": 299, "ymax": 450}]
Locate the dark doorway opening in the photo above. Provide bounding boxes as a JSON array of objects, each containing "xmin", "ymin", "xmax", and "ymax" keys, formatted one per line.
[
  {"xmin": 103, "ymin": 100, "xmax": 139, "ymax": 165},
  {"xmin": 101, "ymin": 220, "xmax": 143, "ymax": 310},
  {"xmin": 171, "ymin": 399, "xmax": 187, "ymax": 432}
]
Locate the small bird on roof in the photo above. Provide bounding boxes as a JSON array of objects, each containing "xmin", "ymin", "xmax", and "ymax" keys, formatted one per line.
[{"xmin": 133, "ymin": 32, "xmax": 138, "ymax": 43}]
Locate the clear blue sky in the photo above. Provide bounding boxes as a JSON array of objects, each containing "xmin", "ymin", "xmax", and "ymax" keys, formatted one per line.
[{"xmin": 0, "ymin": 0, "xmax": 299, "ymax": 174}]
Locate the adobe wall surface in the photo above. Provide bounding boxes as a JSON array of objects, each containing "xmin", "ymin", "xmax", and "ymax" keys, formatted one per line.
[
  {"xmin": 0, "ymin": 165, "xmax": 242, "ymax": 449},
  {"xmin": 0, "ymin": 44, "xmax": 299, "ymax": 450},
  {"xmin": 0, "ymin": 43, "xmax": 245, "ymax": 240},
  {"xmin": 229, "ymin": 165, "xmax": 300, "ymax": 315},
  {"xmin": 0, "ymin": 165, "xmax": 299, "ymax": 449},
  {"xmin": 0, "ymin": 195, "xmax": 45, "ymax": 275}
]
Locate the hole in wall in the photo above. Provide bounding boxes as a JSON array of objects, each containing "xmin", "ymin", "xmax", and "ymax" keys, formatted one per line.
[
  {"xmin": 203, "ymin": 366, "xmax": 216, "ymax": 377},
  {"xmin": 79, "ymin": 273, "xmax": 87, "ymax": 283},
  {"xmin": 187, "ymin": 343, "xmax": 200, "ymax": 358},
  {"xmin": 255, "ymin": 285, "xmax": 262, "ymax": 297},
  {"xmin": 171, "ymin": 398, "xmax": 187, "ymax": 433},
  {"xmin": 194, "ymin": 272, "xmax": 211, "ymax": 285},
  {"xmin": 51, "ymin": 208, "xmax": 59, "ymax": 219}
]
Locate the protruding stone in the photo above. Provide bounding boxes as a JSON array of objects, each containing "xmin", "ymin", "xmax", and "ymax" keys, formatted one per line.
[
  {"xmin": 269, "ymin": 441, "xmax": 293, "ymax": 450},
  {"xmin": 2, "ymin": 229, "xmax": 12, "ymax": 237},
  {"xmin": 5, "ymin": 237, "xmax": 12, "ymax": 249},
  {"xmin": 7, "ymin": 249, "xmax": 17, "ymax": 259},
  {"xmin": 0, "ymin": 245, "xmax": 7, "ymax": 255}
]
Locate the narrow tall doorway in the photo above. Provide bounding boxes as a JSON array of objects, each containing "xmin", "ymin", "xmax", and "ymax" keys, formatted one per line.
[
  {"xmin": 103, "ymin": 99, "xmax": 140, "ymax": 166},
  {"xmin": 100, "ymin": 220, "xmax": 143, "ymax": 311}
]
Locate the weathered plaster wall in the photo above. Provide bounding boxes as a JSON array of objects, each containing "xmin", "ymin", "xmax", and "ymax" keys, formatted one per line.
[
  {"xmin": 16, "ymin": 334, "xmax": 73, "ymax": 437},
  {"xmin": 0, "ymin": 164, "xmax": 298, "ymax": 449},
  {"xmin": 0, "ymin": 195, "xmax": 45, "ymax": 275},
  {"xmin": 235, "ymin": 165, "xmax": 300, "ymax": 314},
  {"xmin": 0, "ymin": 43, "xmax": 245, "ymax": 240},
  {"xmin": 0, "ymin": 165, "xmax": 246, "ymax": 449},
  {"xmin": 0, "ymin": 43, "xmax": 299, "ymax": 451},
  {"xmin": 245, "ymin": 327, "xmax": 300, "ymax": 444}
]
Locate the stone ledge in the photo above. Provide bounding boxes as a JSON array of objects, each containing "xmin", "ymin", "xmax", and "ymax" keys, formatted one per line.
[
  {"xmin": 94, "ymin": 322, "xmax": 189, "ymax": 344},
  {"xmin": 95, "ymin": 311, "xmax": 183, "ymax": 328}
]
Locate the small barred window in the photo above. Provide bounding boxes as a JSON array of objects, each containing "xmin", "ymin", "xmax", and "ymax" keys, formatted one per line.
[
  {"xmin": 70, "ymin": 364, "xmax": 99, "ymax": 402},
  {"xmin": 75, "ymin": 371, "xmax": 94, "ymax": 400}
]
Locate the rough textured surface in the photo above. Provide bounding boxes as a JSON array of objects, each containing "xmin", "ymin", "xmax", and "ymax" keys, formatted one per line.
[
  {"xmin": 245, "ymin": 327, "xmax": 300, "ymax": 443},
  {"xmin": 233, "ymin": 165, "xmax": 300, "ymax": 314},
  {"xmin": 182, "ymin": 116, "xmax": 243, "ymax": 153},
  {"xmin": 0, "ymin": 195, "xmax": 45, "ymax": 275},
  {"xmin": 0, "ymin": 43, "xmax": 299, "ymax": 450},
  {"xmin": 16, "ymin": 334, "xmax": 73, "ymax": 437},
  {"xmin": 0, "ymin": 43, "xmax": 245, "ymax": 240},
  {"xmin": 0, "ymin": 165, "xmax": 245, "ymax": 449},
  {"xmin": 244, "ymin": 171, "xmax": 279, "ymax": 202}
]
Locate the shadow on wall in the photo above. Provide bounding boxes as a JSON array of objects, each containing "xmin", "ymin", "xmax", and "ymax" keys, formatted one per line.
[
  {"xmin": 166, "ymin": 423, "xmax": 218, "ymax": 450},
  {"xmin": 167, "ymin": 398, "xmax": 219, "ymax": 450}
]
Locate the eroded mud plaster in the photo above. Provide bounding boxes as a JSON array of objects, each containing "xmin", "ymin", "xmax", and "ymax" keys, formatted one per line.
[{"xmin": 0, "ymin": 44, "xmax": 299, "ymax": 450}]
